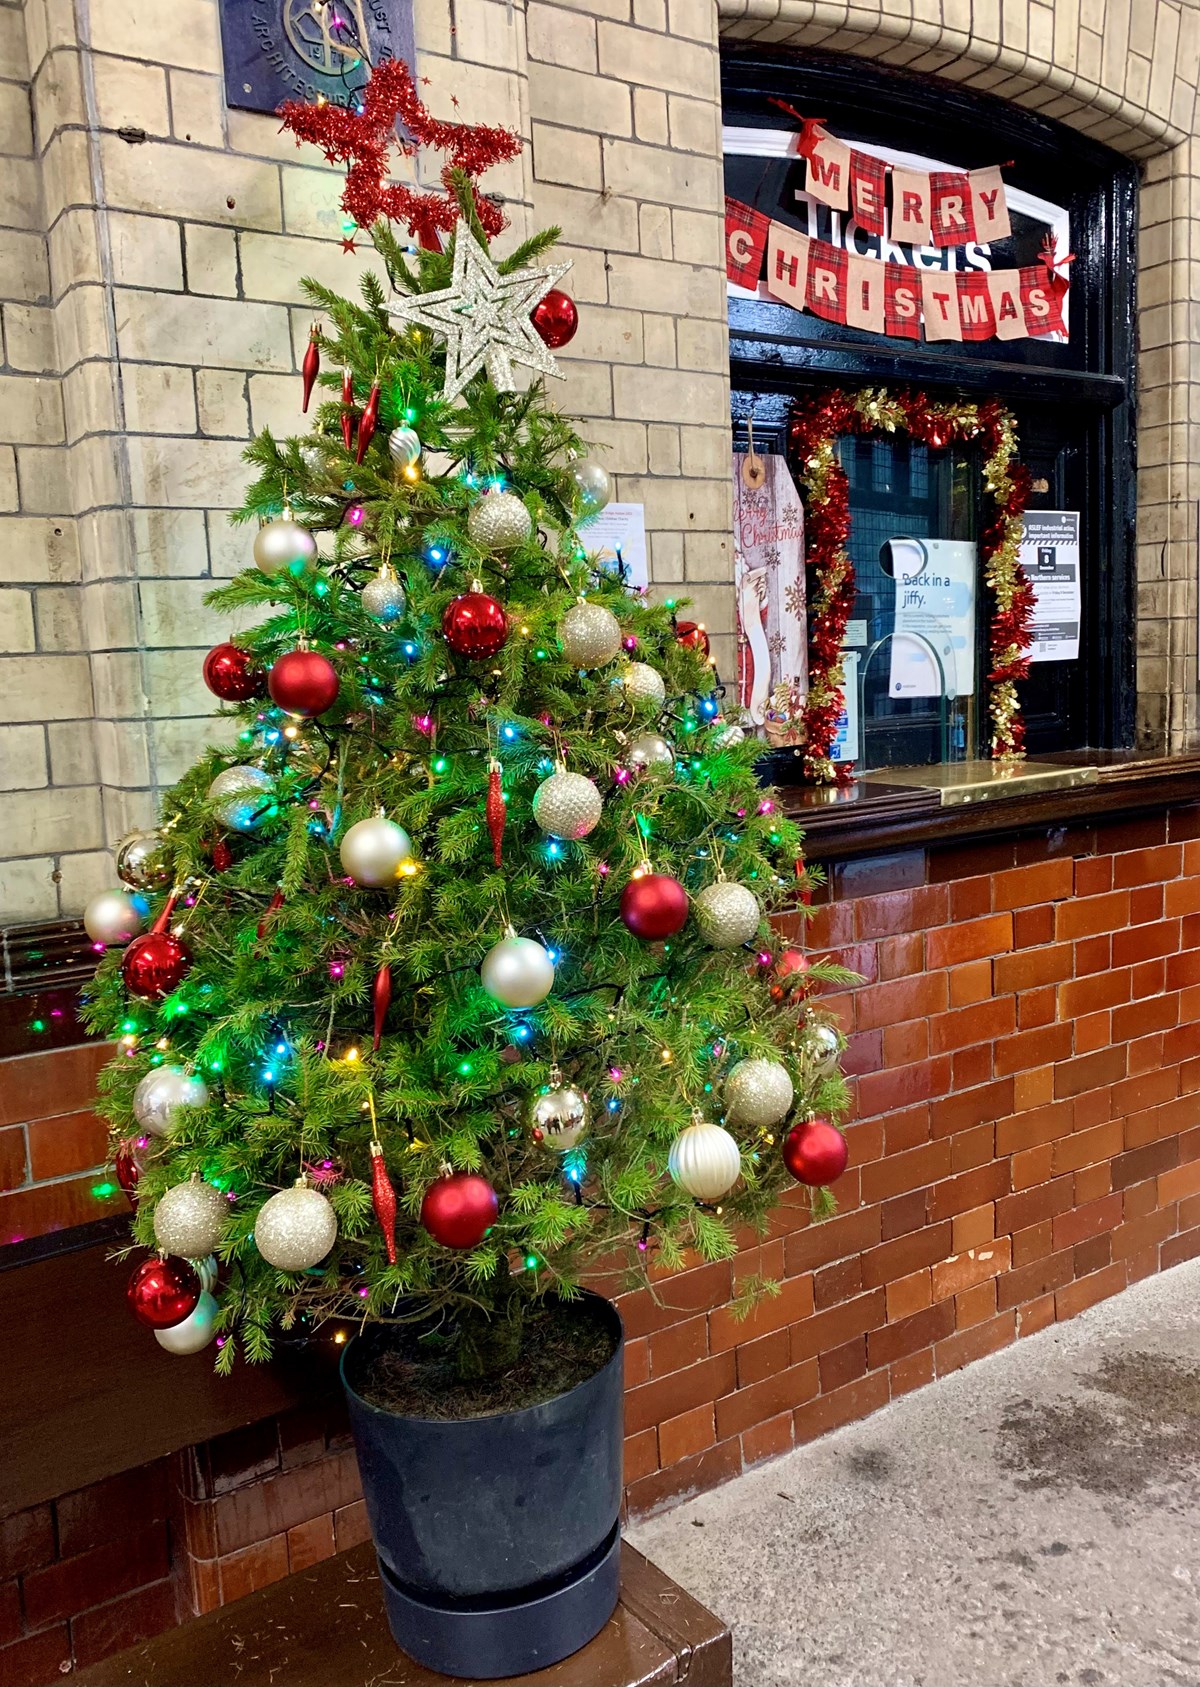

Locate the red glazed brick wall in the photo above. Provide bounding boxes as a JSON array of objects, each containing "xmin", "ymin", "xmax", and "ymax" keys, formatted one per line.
[
  {"xmin": 614, "ymin": 804, "xmax": 1200, "ymax": 1513},
  {"xmin": 0, "ymin": 1045, "xmax": 124, "ymax": 1246},
  {"xmin": 0, "ymin": 1462, "xmax": 179, "ymax": 1686}
]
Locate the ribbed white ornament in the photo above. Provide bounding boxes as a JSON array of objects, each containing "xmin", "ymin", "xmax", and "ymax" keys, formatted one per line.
[{"xmin": 668, "ymin": 1120, "xmax": 742, "ymax": 1201}]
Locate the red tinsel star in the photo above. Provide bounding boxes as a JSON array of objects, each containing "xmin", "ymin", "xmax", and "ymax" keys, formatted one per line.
[
  {"xmin": 341, "ymin": 236, "xmax": 358, "ymax": 253},
  {"xmin": 278, "ymin": 58, "xmax": 523, "ymax": 249}
]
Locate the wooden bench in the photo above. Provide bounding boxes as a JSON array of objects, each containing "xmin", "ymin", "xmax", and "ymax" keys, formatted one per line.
[{"xmin": 87, "ymin": 1540, "xmax": 732, "ymax": 1687}]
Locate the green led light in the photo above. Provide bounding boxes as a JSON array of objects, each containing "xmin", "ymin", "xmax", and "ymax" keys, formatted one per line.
[
  {"xmin": 535, "ymin": 648, "xmax": 548, "ymax": 660},
  {"xmin": 524, "ymin": 1253, "xmax": 539, "ymax": 1270},
  {"xmin": 432, "ymin": 756, "xmax": 448, "ymax": 773},
  {"xmin": 403, "ymin": 407, "xmax": 418, "ymax": 423},
  {"xmin": 91, "ymin": 1180, "xmax": 117, "ymax": 1199},
  {"xmin": 458, "ymin": 1059, "xmax": 473, "ymax": 1076},
  {"xmin": 30, "ymin": 1018, "xmax": 46, "ymax": 1032}
]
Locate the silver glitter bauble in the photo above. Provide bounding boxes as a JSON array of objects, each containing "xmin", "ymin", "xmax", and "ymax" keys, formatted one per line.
[
  {"xmin": 532, "ymin": 769, "xmax": 602, "ymax": 839},
  {"xmin": 153, "ymin": 1176, "xmax": 228, "ymax": 1258},
  {"xmin": 255, "ymin": 1180, "xmax": 338, "ymax": 1271},
  {"xmin": 801, "ymin": 1020, "xmax": 842, "ymax": 1075},
  {"xmin": 627, "ymin": 732, "xmax": 675, "ymax": 772},
  {"xmin": 387, "ymin": 426, "xmax": 421, "ymax": 468},
  {"xmin": 339, "ymin": 815, "xmax": 413, "ymax": 886},
  {"xmin": 621, "ymin": 663, "xmax": 666, "ymax": 708},
  {"xmin": 115, "ymin": 829, "xmax": 168, "ymax": 890},
  {"xmin": 84, "ymin": 889, "xmax": 145, "ymax": 947},
  {"xmin": 724, "ymin": 1058, "xmax": 794, "ymax": 1128},
  {"xmin": 530, "ymin": 1083, "xmax": 589, "ymax": 1151},
  {"xmin": 361, "ymin": 567, "xmax": 407, "ymax": 622},
  {"xmin": 693, "ymin": 881, "xmax": 762, "ymax": 949},
  {"xmin": 668, "ymin": 1120, "xmax": 742, "ymax": 1201},
  {"xmin": 480, "ymin": 932, "xmax": 555, "ymax": 1008},
  {"xmin": 154, "ymin": 1290, "xmax": 219, "ymax": 1355},
  {"xmin": 207, "ymin": 765, "xmax": 275, "ymax": 832},
  {"xmin": 568, "ymin": 458, "xmax": 612, "ymax": 515},
  {"xmin": 467, "ymin": 490, "xmax": 531, "ymax": 553},
  {"xmin": 133, "ymin": 1065, "xmax": 210, "ymax": 1137},
  {"xmin": 253, "ymin": 517, "xmax": 317, "ymax": 578},
  {"xmin": 560, "ymin": 601, "xmax": 621, "ymax": 669}
]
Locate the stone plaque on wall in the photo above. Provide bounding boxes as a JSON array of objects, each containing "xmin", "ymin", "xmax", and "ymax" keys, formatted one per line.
[{"xmin": 219, "ymin": 0, "xmax": 415, "ymax": 116}]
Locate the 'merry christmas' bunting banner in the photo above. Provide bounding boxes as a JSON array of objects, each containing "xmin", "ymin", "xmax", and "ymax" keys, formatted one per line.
[{"xmin": 726, "ymin": 200, "xmax": 1069, "ymax": 346}]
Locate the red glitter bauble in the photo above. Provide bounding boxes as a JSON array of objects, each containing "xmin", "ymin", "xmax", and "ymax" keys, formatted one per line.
[
  {"xmin": 420, "ymin": 1172, "xmax": 498, "ymax": 1249},
  {"xmin": 203, "ymin": 642, "xmax": 265, "ymax": 702},
  {"xmin": 530, "ymin": 288, "xmax": 578, "ymax": 350},
  {"xmin": 127, "ymin": 1255, "xmax": 201, "ymax": 1329},
  {"xmin": 121, "ymin": 931, "xmax": 192, "ymax": 1000},
  {"xmin": 782, "ymin": 1118, "xmax": 848, "ymax": 1186},
  {"xmin": 442, "ymin": 592, "xmax": 508, "ymax": 660},
  {"xmin": 675, "ymin": 620, "xmax": 710, "ymax": 657},
  {"xmin": 620, "ymin": 873, "xmax": 689, "ymax": 941},
  {"xmin": 268, "ymin": 649, "xmax": 340, "ymax": 717}
]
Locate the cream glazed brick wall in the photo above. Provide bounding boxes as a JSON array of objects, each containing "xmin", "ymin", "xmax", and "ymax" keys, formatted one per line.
[
  {"xmin": 526, "ymin": 0, "xmax": 733, "ymax": 671},
  {"xmin": 0, "ymin": 0, "xmax": 100, "ymax": 924},
  {"xmin": 715, "ymin": 0, "xmax": 1200, "ymax": 752},
  {"xmin": 3, "ymin": 0, "xmax": 535, "ymax": 919}
]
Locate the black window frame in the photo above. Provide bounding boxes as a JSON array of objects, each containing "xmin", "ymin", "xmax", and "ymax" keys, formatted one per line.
[{"xmin": 723, "ymin": 47, "xmax": 1139, "ymax": 758}]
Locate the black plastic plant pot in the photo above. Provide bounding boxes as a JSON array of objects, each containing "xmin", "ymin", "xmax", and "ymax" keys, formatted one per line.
[{"xmin": 340, "ymin": 1292, "xmax": 624, "ymax": 1680}]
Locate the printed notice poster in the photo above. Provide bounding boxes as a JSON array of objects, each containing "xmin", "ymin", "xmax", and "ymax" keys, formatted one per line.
[
  {"xmin": 1020, "ymin": 511, "xmax": 1081, "ymax": 662},
  {"xmin": 831, "ymin": 651, "xmax": 860, "ymax": 762},
  {"xmin": 886, "ymin": 537, "xmax": 977, "ymax": 699},
  {"xmin": 578, "ymin": 503, "xmax": 648, "ymax": 591}
]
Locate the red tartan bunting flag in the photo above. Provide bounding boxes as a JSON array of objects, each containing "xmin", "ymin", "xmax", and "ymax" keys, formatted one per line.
[
  {"xmin": 849, "ymin": 149, "xmax": 887, "ymax": 237},
  {"xmin": 957, "ymin": 270, "xmax": 995, "ymax": 341},
  {"xmin": 725, "ymin": 197, "xmax": 770, "ymax": 288},
  {"xmin": 929, "ymin": 171, "xmax": 976, "ymax": 246},
  {"xmin": 883, "ymin": 262, "xmax": 922, "ymax": 339},
  {"xmin": 805, "ymin": 240, "xmax": 847, "ymax": 322},
  {"xmin": 1019, "ymin": 265, "xmax": 1066, "ymax": 336}
]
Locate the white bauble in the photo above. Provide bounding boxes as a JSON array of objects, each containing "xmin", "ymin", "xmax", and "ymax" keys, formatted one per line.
[
  {"xmin": 530, "ymin": 1084, "xmax": 589, "ymax": 1151},
  {"xmin": 154, "ymin": 1291, "xmax": 219, "ymax": 1355},
  {"xmin": 153, "ymin": 1177, "xmax": 228, "ymax": 1258},
  {"xmin": 133, "ymin": 1065, "xmax": 210, "ymax": 1138},
  {"xmin": 84, "ymin": 889, "xmax": 145, "ymax": 947},
  {"xmin": 560, "ymin": 601, "xmax": 621, "ymax": 669},
  {"xmin": 253, "ymin": 517, "xmax": 317, "ymax": 578},
  {"xmin": 693, "ymin": 881, "xmax": 761, "ymax": 949},
  {"xmin": 115, "ymin": 829, "xmax": 167, "ymax": 890},
  {"xmin": 724, "ymin": 1058, "xmax": 794, "ymax": 1128},
  {"xmin": 621, "ymin": 663, "xmax": 666, "ymax": 708},
  {"xmin": 207, "ymin": 765, "xmax": 275, "ymax": 832},
  {"xmin": 668, "ymin": 1120, "xmax": 742, "ymax": 1201},
  {"xmin": 627, "ymin": 732, "xmax": 675, "ymax": 772},
  {"xmin": 467, "ymin": 490, "xmax": 531, "ymax": 553},
  {"xmin": 532, "ymin": 770, "xmax": 602, "ymax": 839},
  {"xmin": 196, "ymin": 1255, "xmax": 219, "ymax": 1294},
  {"xmin": 360, "ymin": 568, "xmax": 406, "ymax": 622},
  {"xmin": 567, "ymin": 458, "xmax": 612, "ymax": 516},
  {"xmin": 387, "ymin": 426, "xmax": 421, "ymax": 468},
  {"xmin": 339, "ymin": 815, "xmax": 413, "ymax": 885},
  {"xmin": 712, "ymin": 721, "xmax": 746, "ymax": 747},
  {"xmin": 255, "ymin": 1180, "xmax": 338, "ymax": 1270},
  {"xmin": 480, "ymin": 933, "xmax": 555, "ymax": 1008}
]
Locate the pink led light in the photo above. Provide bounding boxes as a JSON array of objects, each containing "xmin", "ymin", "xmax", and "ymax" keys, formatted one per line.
[
  {"xmin": 609, "ymin": 1066, "xmax": 623, "ymax": 1082},
  {"xmin": 91, "ymin": 941, "xmax": 106, "ymax": 953},
  {"xmin": 637, "ymin": 1238, "xmax": 648, "ymax": 1252},
  {"xmin": 758, "ymin": 799, "xmax": 775, "ymax": 815},
  {"xmin": 614, "ymin": 767, "xmax": 631, "ymax": 785},
  {"xmin": 757, "ymin": 951, "xmax": 772, "ymax": 966},
  {"xmin": 736, "ymin": 807, "xmax": 746, "ymax": 818},
  {"xmin": 357, "ymin": 1285, "xmax": 369, "ymax": 1298},
  {"xmin": 622, "ymin": 635, "xmax": 638, "ymax": 651},
  {"xmin": 413, "ymin": 713, "xmax": 434, "ymax": 734},
  {"xmin": 345, "ymin": 504, "xmax": 365, "ymax": 527},
  {"xmin": 597, "ymin": 861, "xmax": 610, "ymax": 876},
  {"xmin": 309, "ymin": 799, "xmax": 320, "ymax": 810},
  {"xmin": 329, "ymin": 962, "xmax": 345, "ymax": 979}
]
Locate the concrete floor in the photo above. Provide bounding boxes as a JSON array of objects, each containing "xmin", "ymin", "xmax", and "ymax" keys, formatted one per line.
[{"xmin": 628, "ymin": 1259, "xmax": 1200, "ymax": 1687}]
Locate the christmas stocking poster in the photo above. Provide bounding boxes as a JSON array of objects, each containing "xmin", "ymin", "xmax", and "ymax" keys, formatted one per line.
[{"xmin": 732, "ymin": 453, "xmax": 807, "ymax": 741}]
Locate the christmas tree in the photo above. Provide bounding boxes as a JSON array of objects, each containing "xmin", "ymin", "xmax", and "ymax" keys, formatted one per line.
[{"xmin": 84, "ymin": 62, "xmax": 852, "ymax": 1376}]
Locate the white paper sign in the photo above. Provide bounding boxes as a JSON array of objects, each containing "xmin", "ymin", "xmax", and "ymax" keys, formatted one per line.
[
  {"xmin": 886, "ymin": 537, "xmax": 977, "ymax": 699},
  {"xmin": 578, "ymin": 502, "xmax": 648, "ymax": 591},
  {"xmin": 1020, "ymin": 511, "xmax": 1080, "ymax": 662},
  {"xmin": 830, "ymin": 651, "xmax": 860, "ymax": 762},
  {"xmin": 732, "ymin": 453, "xmax": 807, "ymax": 741}
]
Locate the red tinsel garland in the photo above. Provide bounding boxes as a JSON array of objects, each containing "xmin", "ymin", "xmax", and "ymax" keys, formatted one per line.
[
  {"xmin": 788, "ymin": 387, "xmax": 1033, "ymax": 783},
  {"xmin": 278, "ymin": 59, "xmax": 523, "ymax": 248}
]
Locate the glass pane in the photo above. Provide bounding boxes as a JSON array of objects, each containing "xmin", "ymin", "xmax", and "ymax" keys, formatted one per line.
[{"xmin": 839, "ymin": 435, "xmax": 980, "ymax": 770}]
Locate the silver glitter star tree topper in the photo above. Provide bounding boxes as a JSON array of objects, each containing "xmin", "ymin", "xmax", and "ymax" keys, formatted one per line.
[{"xmin": 388, "ymin": 222, "xmax": 572, "ymax": 405}]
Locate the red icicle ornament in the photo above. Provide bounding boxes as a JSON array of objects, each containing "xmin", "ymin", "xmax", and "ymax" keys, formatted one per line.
[
  {"xmin": 210, "ymin": 838, "xmax": 233, "ymax": 873},
  {"xmin": 486, "ymin": 759, "xmax": 505, "ymax": 867},
  {"xmin": 301, "ymin": 326, "xmax": 320, "ymax": 413},
  {"xmin": 372, "ymin": 963, "xmax": 393, "ymax": 1052},
  {"xmin": 355, "ymin": 382, "xmax": 381, "ymax": 464},
  {"xmin": 114, "ymin": 1140, "xmax": 141, "ymax": 1205},
  {"xmin": 370, "ymin": 1139, "xmax": 398, "ymax": 1264},
  {"xmin": 340, "ymin": 368, "xmax": 355, "ymax": 453},
  {"xmin": 257, "ymin": 888, "xmax": 285, "ymax": 940}
]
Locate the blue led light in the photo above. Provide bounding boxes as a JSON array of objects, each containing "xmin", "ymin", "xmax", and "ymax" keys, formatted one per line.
[
  {"xmin": 262, "ymin": 1067, "xmax": 275, "ymax": 1084},
  {"xmin": 501, "ymin": 723, "xmax": 518, "ymax": 741}
]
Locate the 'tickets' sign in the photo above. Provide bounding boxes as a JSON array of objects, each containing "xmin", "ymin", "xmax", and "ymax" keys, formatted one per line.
[{"xmin": 724, "ymin": 116, "xmax": 1071, "ymax": 348}]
